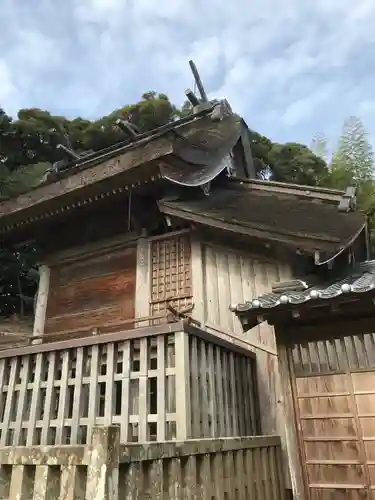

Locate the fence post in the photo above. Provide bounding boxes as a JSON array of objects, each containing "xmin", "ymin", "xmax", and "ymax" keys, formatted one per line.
[{"xmin": 86, "ymin": 425, "xmax": 120, "ymax": 500}]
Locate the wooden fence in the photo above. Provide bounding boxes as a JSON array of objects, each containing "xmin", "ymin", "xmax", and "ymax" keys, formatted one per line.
[
  {"xmin": 0, "ymin": 425, "xmax": 285, "ymax": 499},
  {"xmin": 0, "ymin": 321, "xmax": 259, "ymax": 447}
]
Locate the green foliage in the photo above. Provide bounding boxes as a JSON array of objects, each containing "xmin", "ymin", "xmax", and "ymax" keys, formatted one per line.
[
  {"xmin": 268, "ymin": 142, "xmax": 329, "ymax": 185},
  {"xmin": 329, "ymin": 116, "xmax": 374, "ymax": 190}
]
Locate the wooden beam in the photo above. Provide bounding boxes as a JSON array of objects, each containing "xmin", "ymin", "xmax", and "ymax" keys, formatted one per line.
[{"xmin": 0, "ymin": 322, "xmax": 185, "ymax": 359}]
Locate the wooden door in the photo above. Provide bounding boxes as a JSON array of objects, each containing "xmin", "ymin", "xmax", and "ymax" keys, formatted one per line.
[
  {"xmin": 290, "ymin": 333, "xmax": 375, "ymax": 500},
  {"xmin": 45, "ymin": 246, "xmax": 137, "ymax": 336}
]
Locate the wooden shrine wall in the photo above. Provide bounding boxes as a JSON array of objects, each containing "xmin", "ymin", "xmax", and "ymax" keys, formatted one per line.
[{"xmin": 45, "ymin": 246, "xmax": 136, "ymax": 335}]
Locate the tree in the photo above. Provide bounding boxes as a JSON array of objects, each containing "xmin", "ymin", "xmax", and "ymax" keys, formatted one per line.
[
  {"xmin": 310, "ymin": 133, "xmax": 329, "ymax": 163},
  {"xmin": 316, "ymin": 116, "xmax": 375, "ymax": 250},
  {"xmin": 328, "ymin": 116, "xmax": 374, "ymax": 192},
  {"xmin": 268, "ymin": 142, "xmax": 329, "ymax": 185}
]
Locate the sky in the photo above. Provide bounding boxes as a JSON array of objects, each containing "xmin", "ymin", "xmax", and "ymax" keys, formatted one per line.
[{"xmin": 1, "ymin": 0, "xmax": 375, "ymax": 149}]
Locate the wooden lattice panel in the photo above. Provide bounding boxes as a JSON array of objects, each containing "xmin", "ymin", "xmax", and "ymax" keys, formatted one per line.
[{"xmin": 150, "ymin": 232, "xmax": 192, "ymax": 318}]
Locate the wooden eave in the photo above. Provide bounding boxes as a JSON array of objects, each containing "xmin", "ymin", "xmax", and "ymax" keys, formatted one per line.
[
  {"xmin": 0, "ymin": 138, "xmax": 173, "ymax": 234},
  {"xmin": 158, "ymin": 199, "xmax": 354, "ymax": 254}
]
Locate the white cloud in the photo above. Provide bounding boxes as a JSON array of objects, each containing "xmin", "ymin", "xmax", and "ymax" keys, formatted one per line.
[
  {"xmin": 0, "ymin": 0, "xmax": 375, "ymax": 146},
  {"xmin": 0, "ymin": 60, "xmax": 16, "ymax": 104}
]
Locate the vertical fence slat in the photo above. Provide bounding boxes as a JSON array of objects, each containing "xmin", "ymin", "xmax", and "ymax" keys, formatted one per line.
[
  {"xmin": 120, "ymin": 341, "xmax": 130, "ymax": 443},
  {"xmin": 41, "ymin": 352, "xmax": 56, "ymax": 445},
  {"xmin": 222, "ymin": 353, "xmax": 231, "ymax": 437},
  {"xmin": 125, "ymin": 463, "xmax": 143, "ymax": 500},
  {"xmin": 168, "ymin": 458, "xmax": 182, "ymax": 500},
  {"xmin": 27, "ymin": 353, "xmax": 43, "ymax": 446},
  {"xmin": 198, "ymin": 454, "xmax": 211, "ymax": 500},
  {"xmin": 261, "ymin": 447, "xmax": 272, "ymax": 500},
  {"xmin": 213, "ymin": 452, "xmax": 225, "ymax": 500},
  {"xmin": 13, "ymin": 356, "xmax": 30, "ymax": 446},
  {"xmin": 268, "ymin": 446, "xmax": 281, "ymax": 500},
  {"xmin": 70, "ymin": 347, "xmax": 84, "ymax": 445},
  {"xmin": 138, "ymin": 338, "xmax": 148, "ymax": 443},
  {"xmin": 56, "ymin": 351, "xmax": 70, "ymax": 444},
  {"xmin": 245, "ymin": 355, "xmax": 258, "ymax": 435},
  {"xmin": 86, "ymin": 425, "xmax": 120, "ymax": 499},
  {"xmin": 0, "ymin": 358, "xmax": 18, "ymax": 447},
  {"xmin": 104, "ymin": 343, "xmax": 115, "ymax": 427},
  {"xmin": 156, "ymin": 335, "xmax": 166, "ymax": 441},
  {"xmin": 235, "ymin": 356, "xmax": 246, "ymax": 436},
  {"xmin": 0, "ymin": 465, "xmax": 10, "ymax": 499},
  {"xmin": 60, "ymin": 465, "xmax": 86, "ymax": 500},
  {"xmin": 214, "ymin": 346, "xmax": 225, "ymax": 437},
  {"xmin": 184, "ymin": 455, "xmax": 198, "ymax": 500},
  {"xmin": 175, "ymin": 331, "xmax": 191, "ymax": 440},
  {"xmin": 240, "ymin": 356, "xmax": 252, "ymax": 436},
  {"xmin": 33, "ymin": 465, "xmax": 60, "ymax": 499},
  {"xmin": 235, "ymin": 449, "xmax": 246, "ymax": 500},
  {"xmin": 254, "ymin": 447, "xmax": 265, "ymax": 499},
  {"xmin": 190, "ymin": 336, "xmax": 200, "ymax": 438},
  {"xmin": 199, "ymin": 340, "xmax": 209, "ymax": 438},
  {"xmin": 244, "ymin": 447, "xmax": 254, "ymax": 499},
  {"xmin": 224, "ymin": 451, "xmax": 235, "ymax": 498},
  {"xmin": 87, "ymin": 345, "xmax": 99, "ymax": 443},
  {"xmin": 207, "ymin": 344, "xmax": 217, "ymax": 438},
  {"xmin": 229, "ymin": 353, "xmax": 239, "ymax": 437},
  {"xmin": 149, "ymin": 459, "xmax": 164, "ymax": 499},
  {"xmin": 9, "ymin": 465, "xmax": 34, "ymax": 499}
]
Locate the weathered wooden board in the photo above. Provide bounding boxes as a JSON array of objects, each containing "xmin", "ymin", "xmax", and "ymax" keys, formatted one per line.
[
  {"xmin": 45, "ymin": 246, "xmax": 136, "ymax": 335},
  {"xmin": 201, "ymin": 242, "xmax": 292, "ymax": 353}
]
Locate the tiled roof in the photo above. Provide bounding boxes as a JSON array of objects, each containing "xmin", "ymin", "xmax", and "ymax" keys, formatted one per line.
[{"xmin": 232, "ymin": 260, "xmax": 375, "ymax": 314}]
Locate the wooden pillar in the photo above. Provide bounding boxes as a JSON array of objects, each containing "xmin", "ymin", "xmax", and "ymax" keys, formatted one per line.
[
  {"xmin": 33, "ymin": 264, "xmax": 50, "ymax": 340},
  {"xmin": 135, "ymin": 236, "xmax": 150, "ymax": 325},
  {"xmin": 174, "ymin": 331, "xmax": 191, "ymax": 440},
  {"xmin": 277, "ymin": 344, "xmax": 306, "ymax": 500},
  {"xmin": 86, "ymin": 425, "xmax": 120, "ymax": 500}
]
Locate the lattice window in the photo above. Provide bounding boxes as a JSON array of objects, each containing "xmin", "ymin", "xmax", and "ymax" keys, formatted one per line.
[{"xmin": 150, "ymin": 232, "xmax": 192, "ymax": 319}]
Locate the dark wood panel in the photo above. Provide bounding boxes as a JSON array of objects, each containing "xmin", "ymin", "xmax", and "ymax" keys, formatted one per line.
[
  {"xmin": 45, "ymin": 301, "xmax": 134, "ymax": 333},
  {"xmin": 46, "ymin": 246, "xmax": 136, "ymax": 335},
  {"xmin": 55, "ymin": 246, "xmax": 136, "ymax": 285},
  {"xmin": 47, "ymin": 272, "xmax": 135, "ymax": 317}
]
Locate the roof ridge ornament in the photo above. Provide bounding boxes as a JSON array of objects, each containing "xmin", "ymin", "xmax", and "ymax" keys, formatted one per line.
[{"xmin": 338, "ymin": 186, "xmax": 357, "ymax": 212}]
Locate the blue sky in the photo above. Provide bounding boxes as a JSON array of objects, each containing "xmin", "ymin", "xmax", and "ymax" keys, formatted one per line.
[{"xmin": 1, "ymin": 0, "xmax": 375, "ymax": 149}]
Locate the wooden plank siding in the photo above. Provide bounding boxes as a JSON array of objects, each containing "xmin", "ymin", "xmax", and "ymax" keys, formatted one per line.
[
  {"xmin": 45, "ymin": 246, "xmax": 137, "ymax": 335},
  {"xmin": 202, "ymin": 242, "xmax": 292, "ymax": 353},
  {"xmin": 197, "ymin": 242, "xmax": 292, "ymax": 435}
]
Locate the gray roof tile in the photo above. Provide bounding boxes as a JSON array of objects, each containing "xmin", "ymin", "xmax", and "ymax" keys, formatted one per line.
[{"xmin": 232, "ymin": 260, "xmax": 375, "ymax": 314}]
